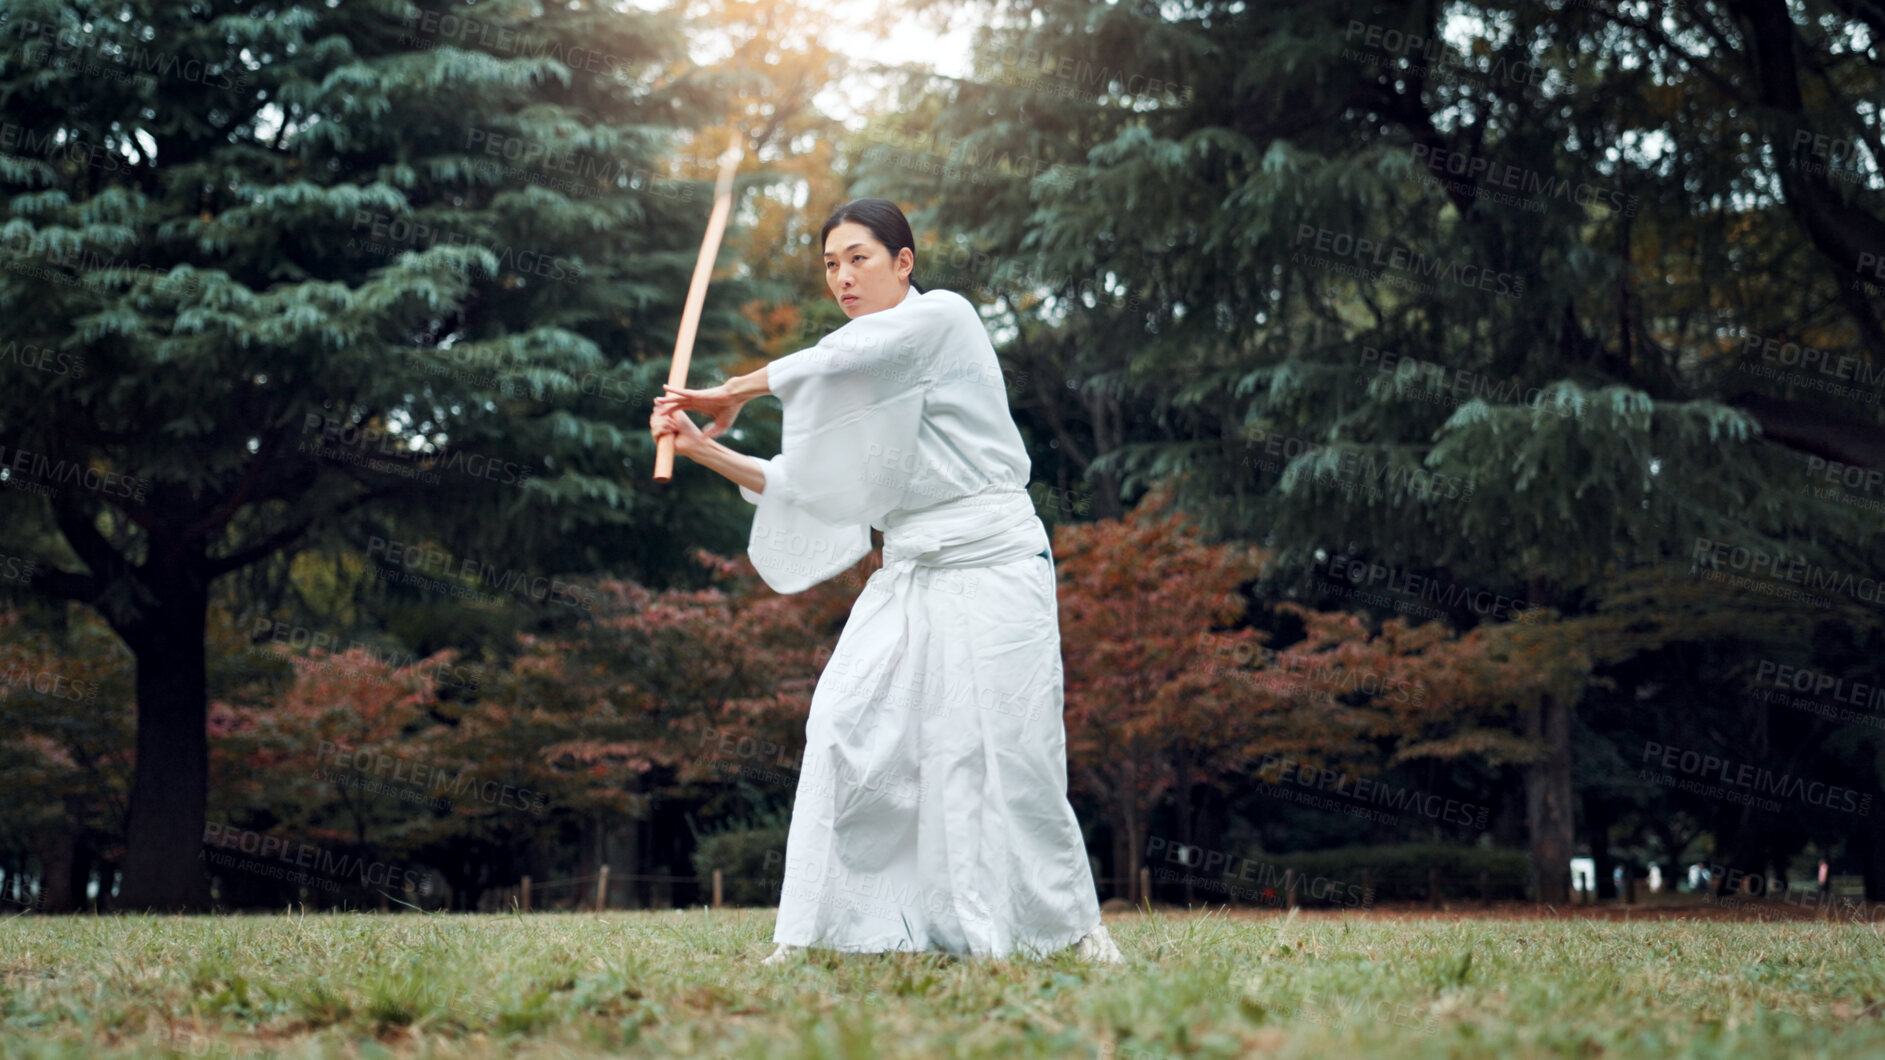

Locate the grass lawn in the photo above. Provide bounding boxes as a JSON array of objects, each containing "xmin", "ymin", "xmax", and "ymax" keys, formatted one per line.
[{"xmin": 3, "ymin": 904, "xmax": 1884, "ymax": 1058}]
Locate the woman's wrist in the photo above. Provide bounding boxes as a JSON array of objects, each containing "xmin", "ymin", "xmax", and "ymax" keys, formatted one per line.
[
  {"xmin": 684, "ymin": 436, "xmax": 765, "ymax": 495},
  {"xmin": 725, "ymin": 366, "xmax": 770, "ymax": 402}
]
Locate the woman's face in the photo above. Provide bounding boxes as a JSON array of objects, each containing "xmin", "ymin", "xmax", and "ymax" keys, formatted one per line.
[{"xmin": 824, "ymin": 221, "xmax": 913, "ymax": 318}]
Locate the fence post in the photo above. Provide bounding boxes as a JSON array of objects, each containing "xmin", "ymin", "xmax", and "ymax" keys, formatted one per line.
[
  {"xmin": 1480, "ymin": 869, "xmax": 1491, "ymax": 908},
  {"xmin": 1284, "ymin": 869, "xmax": 1299, "ymax": 910},
  {"xmin": 596, "ymin": 865, "xmax": 610, "ymax": 911},
  {"xmin": 1428, "ymin": 866, "xmax": 1443, "ymax": 910},
  {"xmin": 1139, "ymin": 867, "xmax": 1151, "ymax": 906},
  {"xmin": 712, "ymin": 869, "xmax": 724, "ymax": 909},
  {"xmin": 521, "ymin": 875, "xmax": 532, "ymax": 913}
]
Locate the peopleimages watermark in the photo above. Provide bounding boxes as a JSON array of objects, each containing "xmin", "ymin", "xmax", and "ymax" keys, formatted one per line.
[
  {"xmin": 316, "ymin": 741, "xmax": 548, "ymax": 816},
  {"xmin": 766, "ymin": 848, "xmax": 1054, "ymax": 933},
  {"xmin": 299, "ymin": 411, "xmax": 535, "ymax": 488},
  {"xmin": 416, "ymin": 342, "xmax": 646, "ymax": 405},
  {"xmin": 1243, "ymin": 427, "xmax": 1476, "ymax": 502},
  {"xmin": 1690, "ymin": 537, "xmax": 1881, "ymax": 609},
  {"xmin": 0, "ymin": 662, "xmax": 98, "ymax": 706},
  {"xmin": 1802, "ymin": 455, "xmax": 1885, "ymax": 517},
  {"xmin": 1754, "ymin": 661, "xmax": 1884, "ymax": 712},
  {"xmin": 860, "ymin": 142, "xmax": 1009, "ymax": 190},
  {"xmin": 853, "ymin": 445, "xmax": 1000, "ymax": 514},
  {"xmin": 366, "ymin": 536, "xmax": 595, "ymax": 612},
  {"xmin": 148, "ymin": 1022, "xmax": 238, "ymax": 1060},
  {"xmin": 1640, "ymin": 739, "xmax": 1872, "ymax": 815},
  {"xmin": 401, "ymin": 9, "xmax": 635, "ymax": 81},
  {"xmin": 820, "ymin": 650, "xmax": 1043, "ymax": 723},
  {"xmin": 1693, "ymin": 863, "xmax": 1885, "ymax": 922},
  {"xmin": 0, "ymin": 550, "xmax": 40, "ymax": 585},
  {"xmin": 1207, "ymin": 639, "xmax": 1429, "ymax": 706},
  {"xmin": 1029, "ymin": 482, "xmax": 1091, "ymax": 517},
  {"xmin": 703, "ymin": 750, "xmax": 925, "ymax": 806},
  {"xmin": 201, "ymin": 822, "xmax": 427, "ymax": 893},
  {"xmin": 982, "ymin": 45, "xmax": 1194, "ymax": 107},
  {"xmin": 1788, "ymin": 128, "xmax": 1875, "ymax": 187},
  {"xmin": 917, "ymin": 263, "xmax": 1148, "ymax": 328},
  {"xmin": 12, "ymin": 20, "xmax": 249, "ymax": 91},
  {"xmin": 905, "ymin": 246, "xmax": 1166, "ymax": 323},
  {"xmin": 1144, "ymin": 836, "xmax": 1373, "ymax": 908},
  {"xmin": 1250, "ymin": 754, "xmax": 1489, "ymax": 829},
  {"xmin": 1292, "ymin": 224, "xmax": 1526, "ymax": 299},
  {"xmin": 1314, "ymin": 550, "xmax": 1534, "ymax": 622},
  {"xmin": 1299, "ymin": 989, "xmax": 1437, "ymax": 1036},
  {"xmin": 1732, "ymin": 328, "xmax": 1884, "ymax": 392},
  {"xmin": 1729, "ymin": 320, "xmax": 1885, "ymax": 411},
  {"xmin": 855, "ymin": 126, "xmax": 1077, "ymax": 190},
  {"xmin": 698, "ymin": 728, "xmax": 804, "ymax": 776},
  {"xmin": 1750, "ymin": 660, "xmax": 1885, "ymax": 731},
  {"xmin": 348, "ymin": 210, "xmax": 584, "ymax": 284},
  {"xmin": 0, "ymin": 442, "xmax": 148, "ymax": 502},
  {"xmin": 1848, "ymin": 249, "xmax": 1885, "ymax": 297},
  {"xmin": 0, "ymin": 219, "xmax": 203, "ymax": 299},
  {"xmin": 242, "ymin": 616, "xmax": 484, "ymax": 693},
  {"xmin": 1341, "ymin": 21, "xmax": 1546, "ymax": 89},
  {"xmin": 462, "ymin": 128, "xmax": 696, "ymax": 202},
  {"xmin": 1360, "ymin": 345, "xmax": 1581, "ymax": 419},
  {"xmin": 0, "ymin": 340, "xmax": 85, "ymax": 379},
  {"xmin": 1406, "ymin": 144, "xmax": 1636, "ymax": 216},
  {"xmin": 788, "ymin": 317, "xmax": 1022, "ymax": 393}
]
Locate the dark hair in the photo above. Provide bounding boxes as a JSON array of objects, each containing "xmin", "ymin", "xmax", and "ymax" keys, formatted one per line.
[{"xmin": 819, "ymin": 198, "xmax": 924, "ymax": 294}]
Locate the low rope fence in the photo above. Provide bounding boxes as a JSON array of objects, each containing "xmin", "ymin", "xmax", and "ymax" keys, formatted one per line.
[
  {"xmin": 473, "ymin": 867, "xmax": 1874, "ymax": 914},
  {"xmin": 476, "ymin": 868, "xmax": 787, "ymax": 912}
]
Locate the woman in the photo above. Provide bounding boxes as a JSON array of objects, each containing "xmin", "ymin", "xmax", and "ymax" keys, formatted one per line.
[{"xmin": 650, "ymin": 198, "xmax": 1121, "ymax": 965}]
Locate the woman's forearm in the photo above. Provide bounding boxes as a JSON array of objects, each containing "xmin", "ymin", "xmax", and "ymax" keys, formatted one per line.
[
  {"xmin": 693, "ymin": 366, "xmax": 771, "ymax": 492},
  {"xmin": 687, "ymin": 437, "xmax": 767, "ymax": 495},
  {"xmin": 725, "ymin": 365, "xmax": 770, "ymax": 402}
]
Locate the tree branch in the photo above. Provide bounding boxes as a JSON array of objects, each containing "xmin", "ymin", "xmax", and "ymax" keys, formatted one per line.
[
  {"xmin": 25, "ymin": 563, "xmax": 103, "ymax": 605},
  {"xmin": 1727, "ymin": 391, "xmax": 1885, "ymax": 470},
  {"xmin": 50, "ymin": 499, "xmax": 136, "ymax": 592},
  {"xmin": 205, "ymin": 482, "xmax": 407, "ymax": 578}
]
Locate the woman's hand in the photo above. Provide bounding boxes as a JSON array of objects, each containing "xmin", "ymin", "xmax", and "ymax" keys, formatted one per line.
[
  {"xmin": 653, "ymin": 382, "xmax": 747, "ymax": 441},
  {"xmin": 650, "ymin": 404, "xmax": 710, "ymax": 459}
]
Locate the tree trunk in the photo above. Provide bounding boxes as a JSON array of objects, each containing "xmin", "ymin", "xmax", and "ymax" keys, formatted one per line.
[
  {"xmin": 577, "ymin": 811, "xmax": 603, "ymax": 910},
  {"xmin": 1123, "ymin": 794, "xmax": 1142, "ymax": 905},
  {"xmin": 1108, "ymin": 799, "xmax": 1123, "ymax": 897},
  {"xmin": 1861, "ymin": 810, "xmax": 1885, "ymax": 902},
  {"xmin": 620, "ymin": 812, "xmax": 642, "ymax": 910},
  {"xmin": 1524, "ymin": 692, "xmax": 1575, "ymax": 904},
  {"xmin": 1586, "ymin": 799, "xmax": 1616, "ymax": 901},
  {"xmin": 31, "ymin": 803, "xmax": 82, "ymax": 913},
  {"xmin": 117, "ymin": 578, "xmax": 211, "ymax": 912},
  {"xmin": 1175, "ymin": 743, "xmax": 1195, "ymax": 906}
]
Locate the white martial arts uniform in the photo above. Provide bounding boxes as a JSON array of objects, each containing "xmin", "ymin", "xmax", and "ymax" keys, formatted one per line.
[{"xmin": 737, "ymin": 285, "xmax": 1104, "ymax": 959}]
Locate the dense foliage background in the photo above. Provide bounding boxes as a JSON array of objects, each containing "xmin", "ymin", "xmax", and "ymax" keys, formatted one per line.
[{"xmin": 2, "ymin": 0, "xmax": 1881, "ymax": 914}]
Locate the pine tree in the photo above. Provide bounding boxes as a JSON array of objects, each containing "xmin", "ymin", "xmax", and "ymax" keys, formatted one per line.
[
  {"xmin": 865, "ymin": 0, "xmax": 1885, "ymax": 900},
  {"xmin": 0, "ymin": 0, "xmax": 739, "ymax": 909}
]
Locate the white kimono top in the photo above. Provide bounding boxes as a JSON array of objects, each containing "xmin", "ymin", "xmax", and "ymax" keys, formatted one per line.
[
  {"xmin": 737, "ymin": 285, "xmax": 1106, "ymax": 958},
  {"xmin": 737, "ymin": 286, "xmax": 1032, "ymax": 593}
]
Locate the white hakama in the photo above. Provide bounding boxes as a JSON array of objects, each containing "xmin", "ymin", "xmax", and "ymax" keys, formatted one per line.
[{"xmin": 737, "ymin": 287, "xmax": 1104, "ymax": 959}]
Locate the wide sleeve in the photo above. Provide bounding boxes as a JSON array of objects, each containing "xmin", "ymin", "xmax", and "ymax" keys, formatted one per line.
[{"xmin": 740, "ymin": 297, "xmax": 955, "ymax": 594}]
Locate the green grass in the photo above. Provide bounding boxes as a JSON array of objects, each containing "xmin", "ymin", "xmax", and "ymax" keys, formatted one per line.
[{"xmin": 3, "ymin": 906, "xmax": 1884, "ymax": 1058}]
